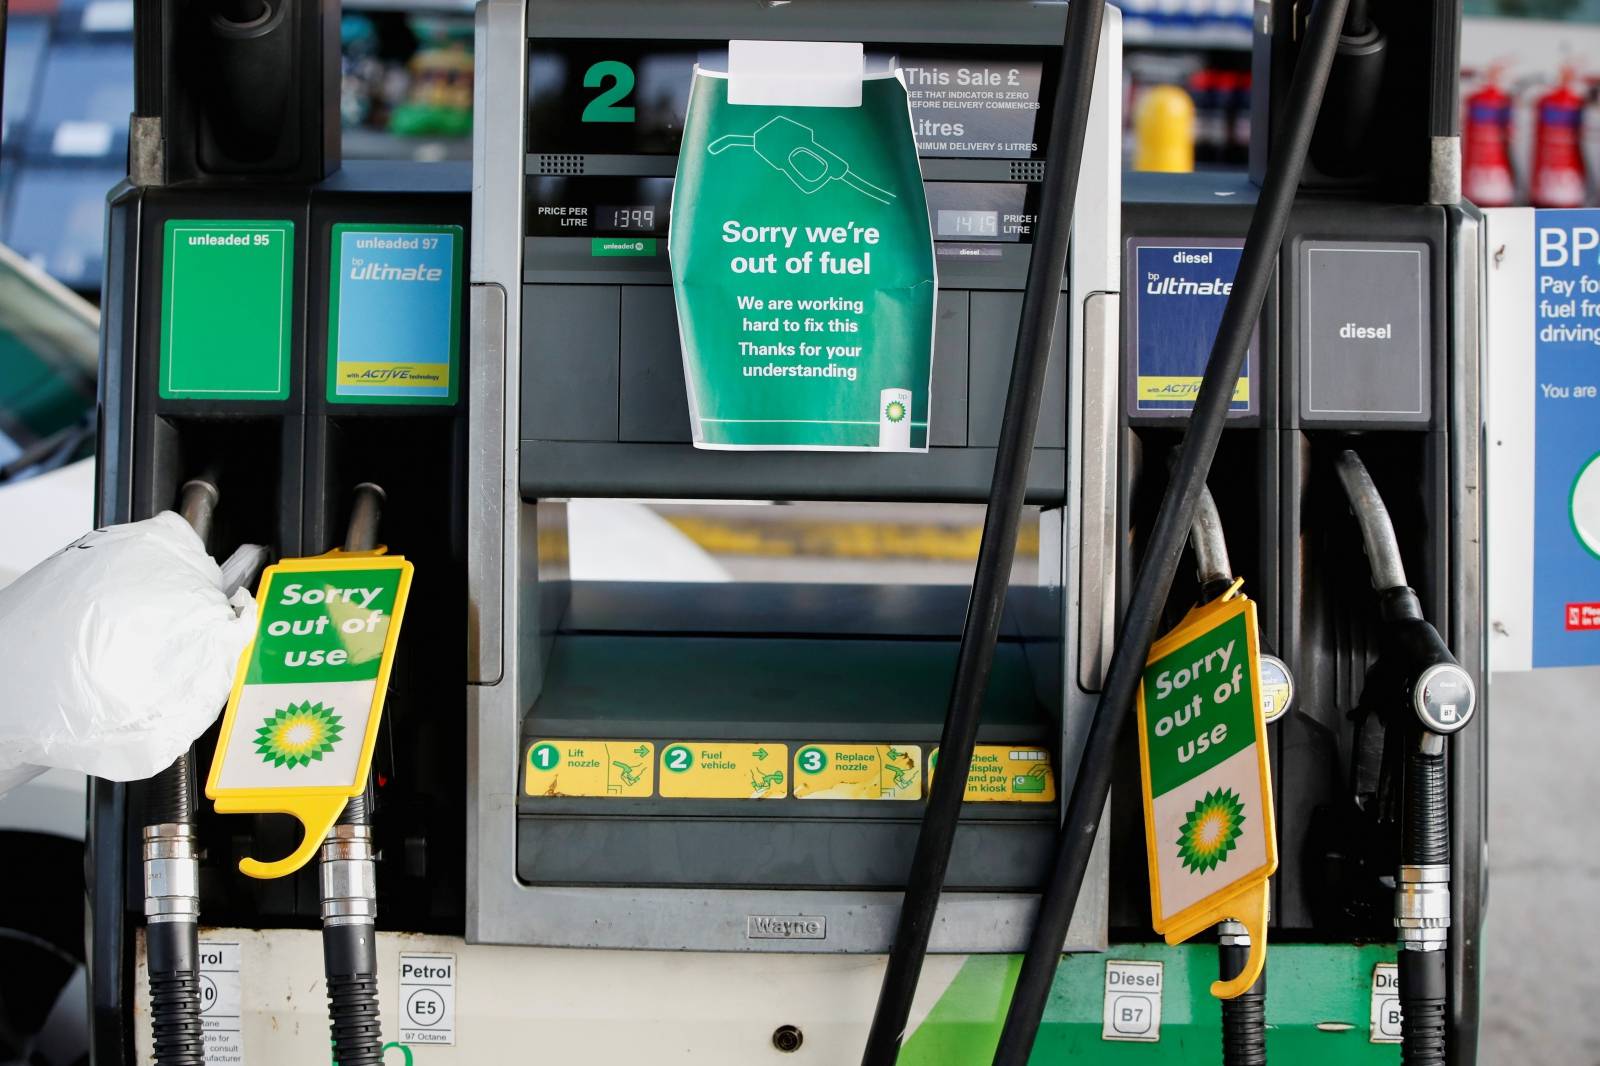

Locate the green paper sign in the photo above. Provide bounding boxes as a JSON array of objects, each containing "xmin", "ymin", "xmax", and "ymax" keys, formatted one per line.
[
  {"xmin": 160, "ymin": 219, "xmax": 295, "ymax": 401},
  {"xmin": 668, "ymin": 71, "xmax": 936, "ymax": 450}
]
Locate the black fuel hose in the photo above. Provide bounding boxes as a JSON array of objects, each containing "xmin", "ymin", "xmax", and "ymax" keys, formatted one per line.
[
  {"xmin": 145, "ymin": 478, "xmax": 220, "ymax": 1066},
  {"xmin": 1335, "ymin": 451, "xmax": 1465, "ymax": 1066},
  {"xmin": 1186, "ymin": 485, "xmax": 1268, "ymax": 1066},
  {"xmin": 321, "ymin": 483, "xmax": 387, "ymax": 1066},
  {"xmin": 989, "ymin": 0, "xmax": 1349, "ymax": 1059},
  {"xmin": 857, "ymin": 5, "xmax": 1105, "ymax": 1062}
]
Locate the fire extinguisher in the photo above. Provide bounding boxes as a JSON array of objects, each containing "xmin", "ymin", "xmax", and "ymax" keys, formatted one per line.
[
  {"xmin": 1531, "ymin": 68, "xmax": 1588, "ymax": 208},
  {"xmin": 1462, "ymin": 68, "xmax": 1515, "ymax": 207}
]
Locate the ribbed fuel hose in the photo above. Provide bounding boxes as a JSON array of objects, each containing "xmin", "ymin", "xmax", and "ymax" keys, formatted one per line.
[
  {"xmin": 856, "ymin": 6, "xmax": 1105, "ymax": 1063},
  {"xmin": 1219, "ymin": 922, "xmax": 1267, "ymax": 1066},
  {"xmin": 146, "ymin": 478, "xmax": 219, "ymax": 1066},
  {"xmin": 321, "ymin": 483, "xmax": 387, "ymax": 1066},
  {"xmin": 989, "ymin": 0, "xmax": 1349, "ymax": 1059}
]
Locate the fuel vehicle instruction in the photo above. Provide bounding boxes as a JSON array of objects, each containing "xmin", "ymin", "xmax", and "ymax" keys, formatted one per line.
[{"xmin": 669, "ymin": 61, "xmax": 936, "ymax": 450}]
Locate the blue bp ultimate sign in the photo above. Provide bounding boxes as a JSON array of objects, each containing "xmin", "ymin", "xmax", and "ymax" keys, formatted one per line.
[
  {"xmin": 1530, "ymin": 211, "xmax": 1600, "ymax": 665},
  {"xmin": 328, "ymin": 223, "xmax": 462, "ymax": 405},
  {"xmin": 1126, "ymin": 238, "xmax": 1255, "ymax": 418}
]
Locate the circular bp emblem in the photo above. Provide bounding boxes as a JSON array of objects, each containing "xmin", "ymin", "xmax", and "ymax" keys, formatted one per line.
[
  {"xmin": 662, "ymin": 745, "xmax": 695, "ymax": 773},
  {"xmin": 796, "ymin": 747, "xmax": 828, "ymax": 775},
  {"xmin": 254, "ymin": 701, "xmax": 343, "ymax": 768},
  {"xmin": 1176, "ymin": 788, "xmax": 1245, "ymax": 873},
  {"xmin": 884, "ymin": 399, "xmax": 908, "ymax": 423},
  {"xmin": 1571, "ymin": 453, "xmax": 1600, "ymax": 560}
]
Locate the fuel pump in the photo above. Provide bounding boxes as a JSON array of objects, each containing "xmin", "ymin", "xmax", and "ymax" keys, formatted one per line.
[
  {"xmin": 319, "ymin": 483, "xmax": 389, "ymax": 1066},
  {"xmin": 1334, "ymin": 450, "xmax": 1476, "ymax": 1064}
]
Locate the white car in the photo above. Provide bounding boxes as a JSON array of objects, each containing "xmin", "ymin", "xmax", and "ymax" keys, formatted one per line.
[{"xmin": 0, "ymin": 243, "xmax": 97, "ymax": 1066}]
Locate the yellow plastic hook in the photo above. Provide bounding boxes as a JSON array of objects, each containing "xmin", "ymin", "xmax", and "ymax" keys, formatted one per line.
[
  {"xmin": 213, "ymin": 793, "xmax": 348, "ymax": 880},
  {"xmin": 1209, "ymin": 880, "xmax": 1270, "ymax": 1000}
]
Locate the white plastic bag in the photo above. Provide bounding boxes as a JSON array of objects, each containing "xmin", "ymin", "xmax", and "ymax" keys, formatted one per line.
[{"xmin": 0, "ymin": 511, "xmax": 257, "ymax": 790}]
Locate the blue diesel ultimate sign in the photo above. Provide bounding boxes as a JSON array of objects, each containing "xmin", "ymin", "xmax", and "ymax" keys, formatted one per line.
[{"xmin": 1127, "ymin": 238, "xmax": 1255, "ymax": 418}]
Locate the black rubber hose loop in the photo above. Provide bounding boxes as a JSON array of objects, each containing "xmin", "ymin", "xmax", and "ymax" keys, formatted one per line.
[
  {"xmin": 327, "ymin": 972, "xmax": 385, "ymax": 1066},
  {"xmin": 988, "ymin": 0, "xmax": 1350, "ymax": 1060},
  {"xmin": 857, "ymin": 4, "xmax": 1106, "ymax": 1063}
]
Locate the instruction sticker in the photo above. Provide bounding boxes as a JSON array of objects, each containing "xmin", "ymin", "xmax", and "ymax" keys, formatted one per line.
[
  {"xmin": 524, "ymin": 740, "xmax": 655, "ymax": 798},
  {"xmin": 792, "ymin": 744, "xmax": 921, "ymax": 800},
  {"xmin": 1136, "ymin": 590, "xmax": 1277, "ymax": 999},
  {"xmin": 160, "ymin": 219, "xmax": 294, "ymax": 401},
  {"xmin": 1102, "ymin": 960, "xmax": 1163, "ymax": 1043},
  {"xmin": 329, "ymin": 223, "xmax": 461, "ymax": 405},
  {"xmin": 929, "ymin": 746, "xmax": 1056, "ymax": 803},
  {"xmin": 206, "ymin": 553, "xmax": 413, "ymax": 879},
  {"xmin": 399, "ymin": 952, "xmax": 456, "ymax": 1046},
  {"xmin": 1126, "ymin": 238, "xmax": 1255, "ymax": 417},
  {"xmin": 667, "ymin": 51, "xmax": 937, "ymax": 450},
  {"xmin": 198, "ymin": 940, "xmax": 243, "ymax": 1064},
  {"xmin": 658, "ymin": 742, "xmax": 789, "ymax": 799}
]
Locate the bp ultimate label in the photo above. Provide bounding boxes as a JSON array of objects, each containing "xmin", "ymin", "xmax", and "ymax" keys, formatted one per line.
[
  {"xmin": 328, "ymin": 223, "xmax": 462, "ymax": 404},
  {"xmin": 668, "ymin": 62, "xmax": 936, "ymax": 450},
  {"xmin": 1126, "ymin": 238, "xmax": 1256, "ymax": 418}
]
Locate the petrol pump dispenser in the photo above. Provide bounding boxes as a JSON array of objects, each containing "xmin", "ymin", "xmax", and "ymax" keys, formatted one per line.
[
  {"xmin": 87, "ymin": 0, "xmax": 1495, "ymax": 1060},
  {"xmin": 467, "ymin": 0, "xmax": 1124, "ymax": 956}
]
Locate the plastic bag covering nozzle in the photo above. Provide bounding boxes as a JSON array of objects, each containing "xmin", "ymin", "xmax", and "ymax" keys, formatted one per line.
[{"xmin": 0, "ymin": 511, "xmax": 257, "ymax": 793}]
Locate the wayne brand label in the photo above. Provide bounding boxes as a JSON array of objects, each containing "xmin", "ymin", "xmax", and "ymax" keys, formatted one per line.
[
  {"xmin": 1127, "ymin": 238, "xmax": 1254, "ymax": 417},
  {"xmin": 1136, "ymin": 591, "xmax": 1276, "ymax": 998},
  {"xmin": 206, "ymin": 553, "xmax": 413, "ymax": 878},
  {"xmin": 329, "ymin": 223, "xmax": 461, "ymax": 404},
  {"xmin": 667, "ymin": 53, "xmax": 937, "ymax": 450}
]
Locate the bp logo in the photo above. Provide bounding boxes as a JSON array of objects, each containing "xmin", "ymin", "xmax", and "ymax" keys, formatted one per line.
[
  {"xmin": 255, "ymin": 701, "xmax": 344, "ymax": 768},
  {"xmin": 884, "ymin": 399, "xmax": 907, "ymax": 423},
  {"xmin": 1176, "ymin": 788, "xmax": 1245, "ymax": 873}
]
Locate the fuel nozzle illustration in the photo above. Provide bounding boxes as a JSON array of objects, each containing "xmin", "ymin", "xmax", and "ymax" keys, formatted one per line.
[
  {"xmin": 708, "ymin": 116, "xmax": 896, "ymax": 204},
  {"xmin": 1187, "ymin": 477, "xmax": 1286, "ymax": 1066},
  {"xmin": 1335, "ymin": 450, "xmax": 1475, "ymax": 1066}
]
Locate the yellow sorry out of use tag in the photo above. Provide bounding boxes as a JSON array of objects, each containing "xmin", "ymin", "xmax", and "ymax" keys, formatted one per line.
[
  {"xmin": 1136, "ymin": 586, "xmax": 1277, "ymax": 999},
  {"xmin": 205, "ymin": 550, "xmax": 413, "ymax": 879}
]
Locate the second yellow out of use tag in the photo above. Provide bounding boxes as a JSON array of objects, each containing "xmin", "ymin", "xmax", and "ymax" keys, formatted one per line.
[{"xmin": 1136, "ymin": 588, "xmax": 1277, "ymax": 999}]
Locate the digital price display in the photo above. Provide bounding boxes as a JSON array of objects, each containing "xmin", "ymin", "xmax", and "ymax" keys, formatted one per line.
[
  {"xmin": 597, "ymin": 205, "xmax": 656, "ymax": 231},
  {"xmin": 937, "ymin": 210, "xmax": 1000, "ymax": 239}
]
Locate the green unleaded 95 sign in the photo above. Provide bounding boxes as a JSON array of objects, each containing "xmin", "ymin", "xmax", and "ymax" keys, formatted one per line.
[{"xmin": 160, "ymin": 220, "xmax": 295, "ymax": 400}]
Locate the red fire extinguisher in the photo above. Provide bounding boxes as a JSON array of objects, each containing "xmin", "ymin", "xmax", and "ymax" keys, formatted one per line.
[
  {"xmin": 1530, "ymin": 68, "xmax": 1588, "ymax": 208},
  {"xmin": 1463, "ymin": 68, "xmax": 1515, "ymax": 207}
]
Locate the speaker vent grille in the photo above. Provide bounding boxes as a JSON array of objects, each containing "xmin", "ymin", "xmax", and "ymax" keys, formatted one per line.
[
  {"xmin": 535, "ymin": 154, "xmax": 586, "ymax": 175},
  {"xmin": 1010, "ymin": 159, "xmax": 1047, "ymax": 182}
]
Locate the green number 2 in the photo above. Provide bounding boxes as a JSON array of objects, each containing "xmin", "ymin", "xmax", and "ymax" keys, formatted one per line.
[{"xmin": 582, "ymin": 61, "xmax": 636, "ymax": 123}]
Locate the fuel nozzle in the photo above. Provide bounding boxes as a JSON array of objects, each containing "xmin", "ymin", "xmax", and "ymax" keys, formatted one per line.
[{"xmin": 1335, "ymin": 449, "xmax": 1471, "ymax": 1065}]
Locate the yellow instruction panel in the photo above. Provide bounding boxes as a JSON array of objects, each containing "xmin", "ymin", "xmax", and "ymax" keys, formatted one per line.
[
  {"xmin": 793, "ymin": 744, "xmax": 922, "ymax": 800},
  {"xmin": 930, "ymin": 745, "xmax": 1057, "ymax": 803},
  {"xmin": 659, "ymin": 742, "xmax": 790, "ymax": 799},
  {"xmin": 524, "ymin": 740, "xmax": 655, "ymax": 798}
]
